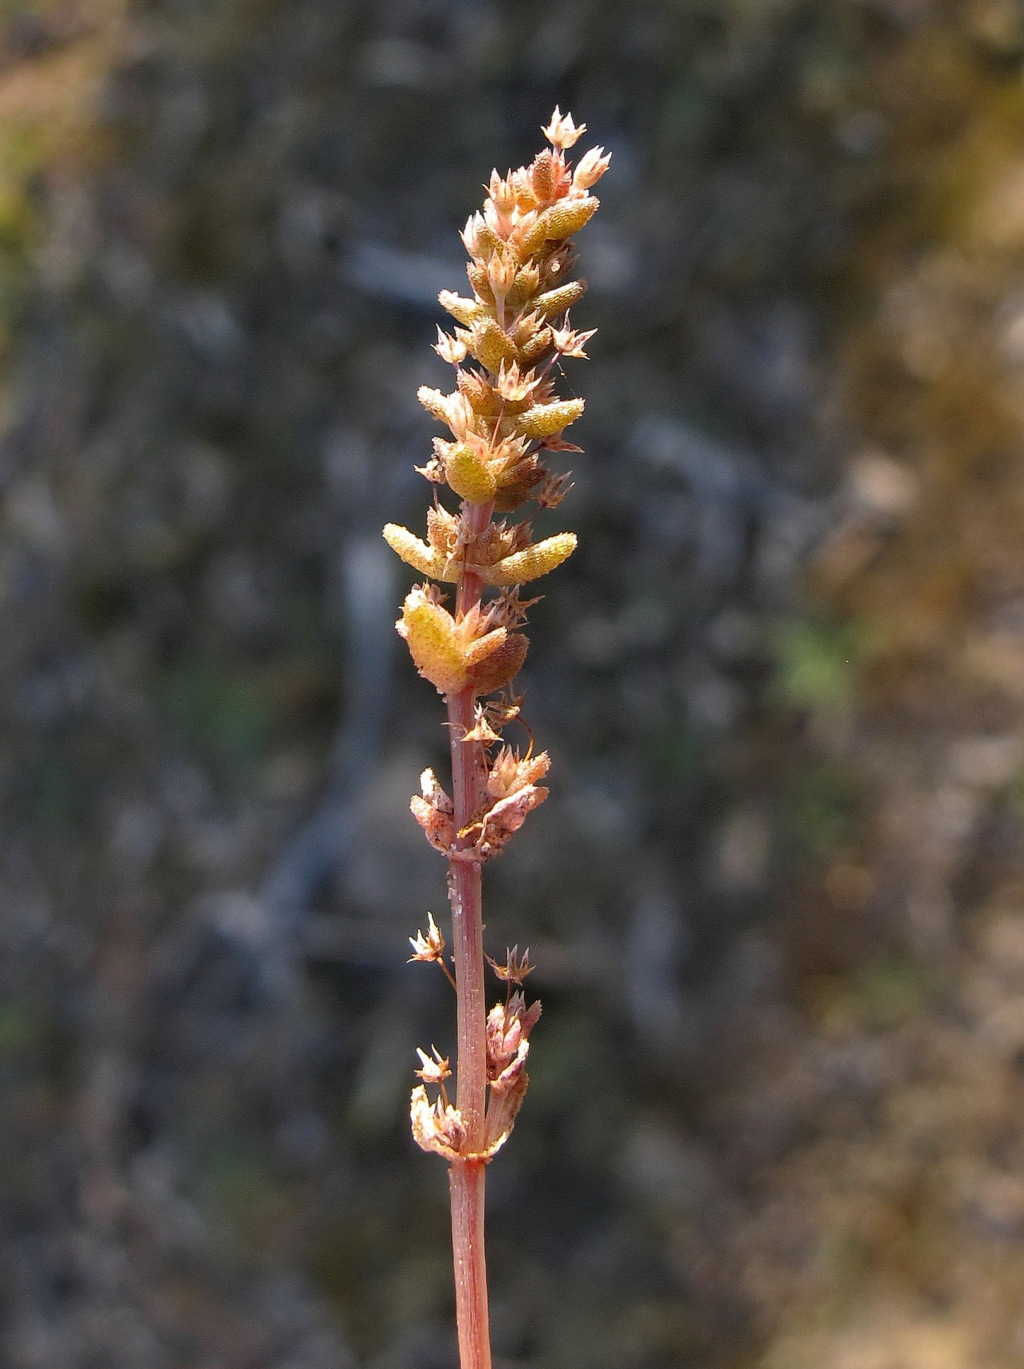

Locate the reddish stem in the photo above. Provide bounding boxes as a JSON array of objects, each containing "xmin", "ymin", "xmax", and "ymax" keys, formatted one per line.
[
  {"xmin": 449, "ymin": 1160, "xmax": 489, "ymax": 1369},
  {"xmin": 447, "ymin": 687, "xmax": 488, "ymax": 1144},
  {"xmin": 445, "ymin": 497, "xmax": 494, "ymax": 1369}
]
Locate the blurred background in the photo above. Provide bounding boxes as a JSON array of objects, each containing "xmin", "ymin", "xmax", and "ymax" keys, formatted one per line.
[{"xmin": 4, "ymin": 1, "xmax": 1024, "ymax": 1366}]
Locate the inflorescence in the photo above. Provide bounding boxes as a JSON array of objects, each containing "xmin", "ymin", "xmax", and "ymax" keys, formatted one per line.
[{"xmin": 384, "ymin": 107, "xmax": 609, "ymax": 1163}]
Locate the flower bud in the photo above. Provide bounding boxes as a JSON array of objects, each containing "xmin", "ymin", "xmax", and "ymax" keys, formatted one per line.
[
  {"xmin": 573, "ymin": 146, "xmax": 611, "ymax": 190},
  {"xmin": 461, "ymin": 211, "xmax": 502, "ymax": 261},
  {"xmin": 542, "ymin": 107, "xmax": 586, "ymax": 150},
  {"xmin": 425, "ymin": 503, "xmax": 459, "ymax": 553},
  {"xmin": 410, "ymin": 782, "xmax": 457, "ymax": 853},
  {"xmin": 504, "ymin": 264, "xmax": 540, "ymax": 313},
  {"xmin": 457, "ymin": 369, "xmax": 501, "ymax": 415},
  {"xmin": 487, "ymin": 248, "xmax": 517, "ymax": 301},
  {"xmin": 487, "ymin": 170, "xmax": 516, "ymax": 216},
  {"xmin": 516, "ymin": 214, "xmax": 549, "ymax": 260},
  {"xmin": 517, "ymin": 324, "xmax": 552, "ymax": 366}
]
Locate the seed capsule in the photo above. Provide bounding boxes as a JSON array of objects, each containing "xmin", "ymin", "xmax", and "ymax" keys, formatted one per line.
[
  {"xmin": 543, "ymin": 197, "xmax": 599, "ymax": 240},
  {"xmin": 534, "ymin": 280, "xmax": 586, "ymax": 320},
  {"xmin": 467, "ymin": 632, "xmax": 528, "ymax": 694},
  {"xmin": 417, "ymin": 386, "xmax": 451, "ymax": 423},
  {"xmin": 439, "ymin": 291, "xmax": 487, "ymax": 327},
  {"xmin": 383, "ymin": 523, "xmax": 450, "ymax": 579},
  {"xmin": 466, "ymin": 262, "xmax": 495, "ymax": 304},
  {"xmin": 398, "ymin": 591, "xmax": 468, "ymax": 695},
  {"xmin": 483, "ymin": 532, "xmax": 577, "ymax": 586},
  {"xmin": 516, "ymin": 214, "xmax": 549, "ymax": 259},
  {"xmin": 517, "ymin": 324, "xmax": 552, "ymax": 366},
  {"xmin": 516, "ymin": 398, "xmax": 585, "ymax": 438},
  {"xmin": 470, "ymin": 317, "xmax": 517, "ymax": 373},
  {"xmin": 504, "ymin": 265, "xmax": 541, "ymax": 313},
  {"xmin": 457, "ymin": 369, "xmax": 501, "ymax": 415},
  {"xmin": 445, "ymin": 444, "xmax": 497, "ymax": 504}
]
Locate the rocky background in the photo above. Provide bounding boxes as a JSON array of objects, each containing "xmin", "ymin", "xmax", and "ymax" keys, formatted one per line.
[{"xmin": 4, "ymin": 1, "xmax": 1024, "ymax": 1366}]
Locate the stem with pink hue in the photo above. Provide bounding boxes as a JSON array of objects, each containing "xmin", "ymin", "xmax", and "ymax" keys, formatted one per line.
[
  {"xmin": 449, "ymin": 1158, "xmax": 489, "ymax": 1369},
  {"xmin": 445, "ymin": 498, "xmax": 494, "ymax": 1369}
]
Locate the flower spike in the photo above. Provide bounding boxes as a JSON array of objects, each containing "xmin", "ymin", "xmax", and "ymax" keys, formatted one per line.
[{"xmin": 383, "ymin": 112, "xmax": 607, "ymax": 1369}]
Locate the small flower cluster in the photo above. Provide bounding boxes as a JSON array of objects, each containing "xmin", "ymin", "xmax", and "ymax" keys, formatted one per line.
[
  {"xmin": 410, "ymin": 936, "xmax": 542, "ymax": 1162},
  {"xmin": 386, "ymin": 109, "xmax": 608, "ymax": 1165},
  {"xmin": 383, "ymin": 105, "xmax": 609, "ymax": 710},
  {"xmin": 409, "ymin": 746, "xmax": 551, "ymax": 861}
]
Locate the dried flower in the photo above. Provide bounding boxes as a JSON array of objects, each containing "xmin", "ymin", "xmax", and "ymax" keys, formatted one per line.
[
  {"xmin": 409, "ymin": 911, "xmax": 446, "ymax": 964},
  {"xmin": 415, "ymin": 1046, "xmax": 453, "ymax": 1086},
  {"xmin": 408, "ymin": 767, "xmax": 455, "ymax": 854},
  {"xmin": 542, "ymin": 106, "xmax": 587, "ymax": 150},
  {"xmin": 410, "ymin": 1086, "xmax": 467, "ymax": 1160},
  {"xmin": 487, "ymin": 945, "xmax": 536, "ymax": 985},
  {"xmin": 573, "ymin": 145, "xmax": 612, "ymax": 191}
]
